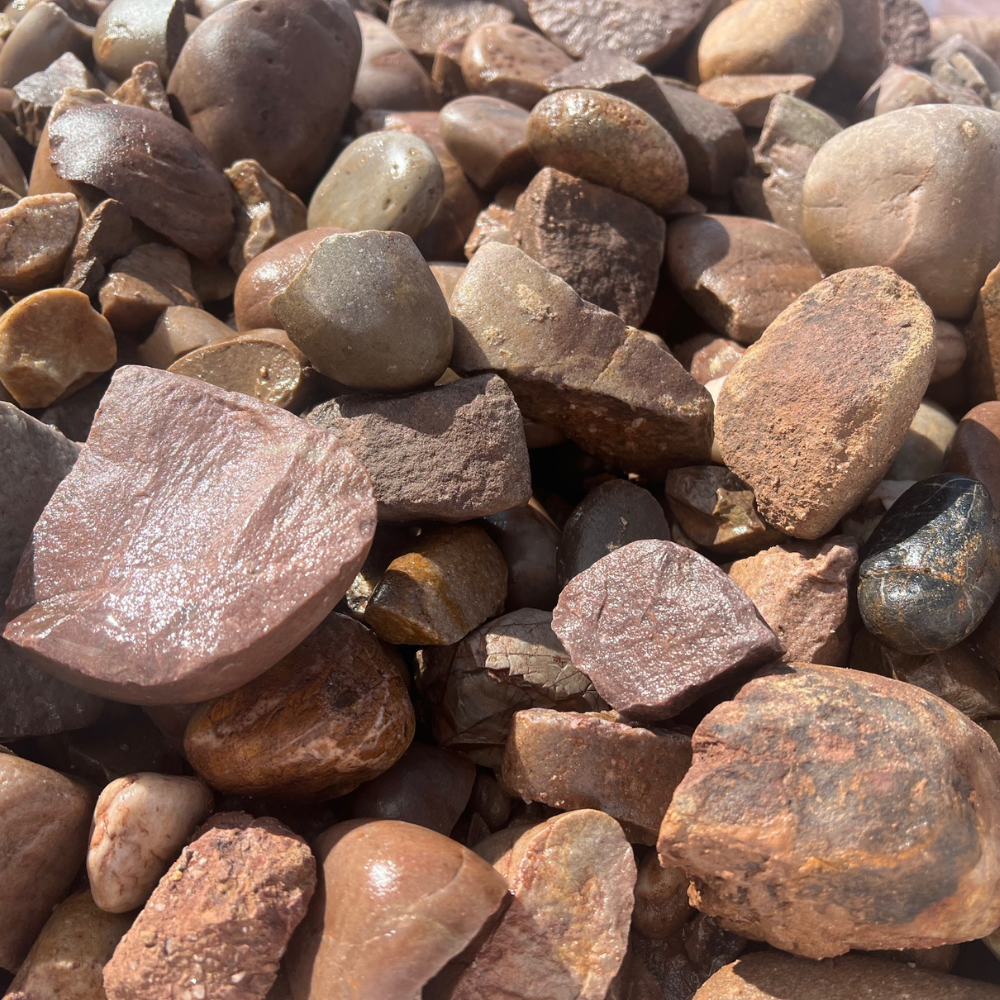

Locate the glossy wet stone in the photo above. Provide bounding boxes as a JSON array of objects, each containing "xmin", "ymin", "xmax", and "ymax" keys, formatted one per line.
[
  {"xmin": 93, "ymin": 0, "xmax": 186, "ymax": 81},
  {"xmin": 698, "ymin": 73, "xmax": 816, "ymax": 127},
  {"xmin": 3, "ymin": 366, "xmax": 376, "ymax": 705},
  {"xmin": 658, "ymin": 665, "xmax": 1000, "ymax": 958},
  {"xmin": 553, "ymin": 539, "xmax": 784, "ymax": 721},
  {"xmin": 137, "ymin": 305, "xmax": 235, "ymax": 370},
  {"xmin": 353, "ymin": 11, "xmax": 440, "ymax": 113},
  {"xmin": 61, "ymin": 197, "xmax": 132, "ymax": 297},
  {"xmin": 944, "ymin": 401, "xmax": 1000, "ymax": 506},
  {"xmin": 387, "ymin": 0, "xmax": 513, "ymax": 59},
  {"xmin": 858, "ymin": 474, "xmax": 1000, "ymax": 655},
  {"xmin": 439, "ymin": 95, "xmax": 532, "ymax": 190}
]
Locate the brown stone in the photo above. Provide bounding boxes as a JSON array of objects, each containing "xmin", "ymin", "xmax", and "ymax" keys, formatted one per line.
[
  {"xmin": 61, "ymin": 197, "xmax": 132, "ymax": 297},
  {"xmin": 167, "ymin": 0, "xmax": 362, "ymax": 197},
  {"xmin": 451, "ymin": 242, "xmax": 714, "ymax": 478},
  {"xmin": 932, "ymin": 319, "xmax": 967, "ymax": 384},
  {"xmin": 667, "ymin": 214, "xmax": 821, "ymax": 345},
  {"xmin": 728, "ymin": 537, "xmax": 859, "ymax": 666},
  {"xmin": 483, "ymin": 501, "xmax": 561, "ymax": 612},
  {"xmin": 0, "ymin": 192, "xmax": 79, "ymax": 296},
  {"xmin": 99, "ymin": 243, "xmax": 200, "ymax": 339},
  {"xmin": 48, "ymin": 103, "xmax": 235, "ymax": 260},
  {"xmin": 503, "ymin": 708, "xmax": 691, "ymax": 845},
  {"xmin": 415, "ymin": 608, "xmax": 602, "ymax": 768},
  {"xmin": 698, "ymin": 73, "xmax": 816, "ymax": 127},
  {"xmin": 881, "ymin": 0, "xmax": 933, "ymax": 66},
  {"xmin": 675, "ymin": 333, "xmax": 746, "ymax": 384},
  {"xmin": 286, "ymin": 818, "xmax": 508, "ymax": 1000},
  {"xmin": 527, "ymin": 89, "xmax": 689, "ymax": 213},
  {"xmin": 658, "ymin": 665, "xmax": 1000, "ymax": 958},
  {"xmin": 633, "ymin": 852, "xmax": 692, "ymax": 940},
  {"xmin": 818, "ymin": 0, "xmax": 886, "ymax": 107},
  {"xmin": 0, "ymin": 3, "xmax": 91, "ymax": 89},
  {"xmin": 553, "ymin": 539, "xmax": 784, "ymax": 720},
  {"xmin": 447, "ymin": 810, "xmax": 636, "ymax": 1000},
  {"xmin": 432, "ymin": 33, "xmax": 469, "ymax": 101},
  {"xmin": 184, "ymin": 613, "xmax": 413, "ymax": 799},
  {"xmin": 363, "ymin": 524, "xmax": 507, "ymax": 645},
  {"xmin": 138, "ymin": 305, "xmax": 235, "ymax": 369},
  {"xmin": 0, "ymin": 754, "xmax": 94, "ymax": 972},
  {"xmin": 428, "ymin": 260, "xmax": 465, "ymax": 303},
  {"xmin": 546, "ymin": 48, "xmax": 668, "ymax": 115},
  {"xmin": 104, "ymin": 812, "xmax": 316, "ymax": 1000},
  {"xmin": 861, "ymin": 63, "xmax": 983, "ymax": 117},
  {"xmin": 463, "ymin": 186, "xmax": 519, "ymax": 257},
  {"xmin": 716, "ymin": 267, "xmax": 936, "ymax": 539},
  {"xmin": 440, "ymin": 95, "xmax": 532, "ymax": 190},
  {"xmin": 0, "ymin": 287, "xmax": 115, "ymax": 409},
  {"xmin": 4, "ymin": 365, "xmax": 376, "ymax": 704},
  {"xmin": 931, "ymin": 16, "xmax": 1000, "ymax": 64},
  {"xmin": 930, "ymin": 35, "xmax": 1000, "ymax": 103},
  {"xmin": 11, "ymin": 52, "xmax": 96, "ymax": 145},
  {"xmin": 353, "ymin": 12, "xmax": 440, "ymax": 113},
  {"xmin": 945, "ymin": 402, "xmax": 1000, "ymax": 507},
  {"xmin": 967, "ymin": 260, "xmax": 1000, "ymax": 405},
  {"xmin": 387, "ymin": 0, "xmax": 513, "ymax": 58},
  {"xmin": 512, "ymin": 166, "xmax": 665, "ymax": 327},
  {"xmin": 887, "ymin": 399, "xmax": 957, "ymax": 481},
  {"xmin": 93, "ymin": 0, "xmax": 186, "ymax": 81},
  {"xmin": 111, "ymin": 60, "xmax": 173, "ymax": 115}
]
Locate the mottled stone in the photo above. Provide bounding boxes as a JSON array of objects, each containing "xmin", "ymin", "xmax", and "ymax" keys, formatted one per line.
[
  {"xmin": 881, "ymin": 0, "xmax": 932, "ymax": 66},
  {"xmin": 61, "ymin": 197, "xmax": 132, "ymax": 298},
  {"xmin": 138, "ymin": 305, "xmax": 235, "ymax": 370},
  {"xmin": 104, "ymin": 812, "xmax": 316, "ymax": 1000},
  {"xmin": 658, "ymin": 665, "xmax": 1000, "ymax": 958},
  {"xmin": 698, "ymin": 73, "xmax": 815, "ymax": 127},
  {"xmin": 4, "ymin": 366, "xmax": 376, "ymax": 704},
  {"xmin": 111, "ymin": 60, "xmax": 173, "ymax": 115},
  {"xmin": 93, "ymin": 0, "xmax": 186, "ymax": 81},
  {"xmin": 11, "ymin": 52, "xmax": 95, "ymax": 145},
  {"xmin": 553, "ymin": 539, "xmax": 784, "ymax": 720},
  {"xmin": 944, "ymin": 402, "xmax": 1000, "ymax": 507},
  {"xmin": 888, "ymin": 399, "xmax": 957, "ymax": 481},
  {"xmin": 0, "ymin": 3, "xmax": 91, "ymax": 89},
  {"xmin": 716, "ymin": 267, "xmax": 936, "ymax": 539},
  {"xmin": 87, "ymin": 773, "xmax": 214, "ymax": 913},
  {"xmin": 858, "ymin": 474, "xmax": 1000, "ymax": 655},
  {"xmin": 440, "ymin": 95, "xmax": 532, "ymax": 189},
  {"xmin": 0, "ymin": 192, "xmax": 78, "ymax": 295},
  {"xmin": 675, "ymin": 333, "xmax": 746, "ymax": 384},
  {"xmin": 353, "ymin": 12, "xmax": 439, "ymax": 113},
  {"xmin": 483, "ymin": 502, "xmax": 561, "ymax": 612},
  {"xmin": 387, "ymin": 0, "xmax": 513, "ymax": 58},
  {"xmin": 633, "ymin": 853, "xmax": 691, "ymax": 939}
]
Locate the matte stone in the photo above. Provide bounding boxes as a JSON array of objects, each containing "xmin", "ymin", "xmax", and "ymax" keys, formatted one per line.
[
  {"xmin": 286, "ymin": 818, "xmax": 508, "ymax": 1000},
  {"xmin": 527, "ymin": 89, "xmax": 689, "ymax": 213},
  {"xmin": 450, "ymin": 242, "xmax": 714, "ymax": 478},
  {"xmin": 881, "ymin": 0, "xmax": 932, "ymax": 66},
  {"xmin": 552, "ymin": 539, "xmax": 784, "ymax": 720},
  {"xmin": 48, "ymin": 103, "xmax": 234, "ymax": 260},
  {"xmin": 61, "ymin": 197, "xmax": 132, "ymax": 297},
  {"xmin": 93, "ymin": 0, "xmax": 186, "ymax": 81},
  {"xmin": 184, "ymin": 613, "xmax": 414, "ymax": 799},
  {"xmin": 0, "ymin": 3, "xmax": 91, "ymax": 89},
  {"xmin": 861, "ymin": 63, "xmax": 983, "ymax": 117},
  {"xmin": 944, "ymin": 401, "xmax": 1000, "ymax": 507},
  {"xmin": 675, "ymin": 333, "xmax": 745, "ymax": 384},
  {"xmin": 440, "ymin": 95, "xmax": 532, "ymax": 189},
  {"xmin": 502, "ymin": 708, "xmax": 692, "ymax": 845},
  {"xmin": 557, "ymin": 479, "xmax": 670, "ymax": 586},
  {"xmin": 11, "ymin": 53, "xmax": 96, "ymax": 145},
  {"xmin": 888, "ymin": 399, "xmax": 956, "ymax": 481},
  {"xmin": 512, "ymin": 166, "xmax": 666, "ymax": 327},
  {"xmin": 0, "ymin": 754, "xmax": 94, "ymax": 972},
  {"xmin": 0, "ymin": 192, "xmax": 79, "ymax": 297},
  {"xmin": 931, "ymin": 319, "xmax": 967, "ymax": 384},
  {"xmin": 931, "ymin": 16, "xmax": 1000, "ymax": 63},
  {"xmin": 930, "ymin": 35, "xmax": 1000, "ymax": 101},
  {"xmin": 3, "ymin": 365, "xmax": 376, "ymax": 704},
  {"xmin": 483, "ymin": 502, "xmax": 561, "ymax": 612},
  {"xmin": 858, "ymin": 474, "xmax": 1000, "ymax": 655},
  {"xmin": 432, "ymin": 33, "xmax": 469, "ymax": 101},
  {"xmin": 167, "ymin": 0, "xmax": 362, "ymax": 197},
  {"xmin": 715, "ymin": 267, "xmax": 936, "ymax": 539},
  {"xmin": 138, "ymin": 305, "xmax": 234, "ymax": 369},
  {"xmin": 387, "ymin": 0, "xmax": 513, "ymax": 58},
  {"xmin": 667, "ymin": 214, "xmax": 821, "ymax": 345},
  {"xmin": 104, "ymin": 812, "xmax": 316, "ymax": 1000},
  {"xmin": 967, "ymin": 260, "xmax": 1000, "ymax": 406},
  {"xmin": 308, "ymin": 374, "xmax": 530, "ymax": 522},
  {"xmin": 353, "ymin": 12, "xmax": 440, "ymax": 113},
  {"xmin": 802, "ymin": 106, "xmax": 1000, "ymax": 320},
  {"xmin": 111, "ymin": 59, "xmax": 173, "ymax": 115},
  {"xmin": 632, "ymin": 853, "xmax": 692, "ymax": 940},
  {"xmin": 697, "ymin": 73, "xmax": 816, "ymax": 127},
  {"xmin": 658, "ymin": 665, "xmax": 1000, "ymax": 958}
]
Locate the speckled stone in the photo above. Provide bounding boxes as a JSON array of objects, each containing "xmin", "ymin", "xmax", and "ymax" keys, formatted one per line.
[
  {"xmin": 858, "ymin": 474, "xmax": 1000, "ymax": 655},
  {"xmin": 881, "ymin": 0, "xmax": 932, "ymax": 66}
]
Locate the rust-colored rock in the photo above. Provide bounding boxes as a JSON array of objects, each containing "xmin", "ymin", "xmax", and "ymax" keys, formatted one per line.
[
  {"xmin": 675, "ymin": 333, "xmax": 747, "ymax": 384},
  {"xmin": 138, "ymin": 305, "xmax": 235, "ymax": 370},
  {"xmin": 0, "ymin": 191, "xmax": 79, "ymax": 295},
  {"xmin": 698, "ymin": 74, "xmax": 815, "ymax": 127},
  {"xmin": 658, "ymin": 664, "xmax": 1000, "ymax": 958},
  {"xmin": 966, "ymin": 260, "xmax": 1000, "ymax": 406},
  {"xmin": 945, "ymin": 401, "xmax": 1000, "ymax": 507}
]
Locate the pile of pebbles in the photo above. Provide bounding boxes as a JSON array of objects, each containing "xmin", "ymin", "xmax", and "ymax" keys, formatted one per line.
[{"xmin": 3, "ymin": 0, "xmax": 1000, "ymax": 997}]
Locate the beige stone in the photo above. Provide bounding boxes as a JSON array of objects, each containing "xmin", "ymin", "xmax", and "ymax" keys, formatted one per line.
[
  {"xmin": 137, "ymin": 305, "xmax": 236, "ymax": 370},
  {"xmin": 888, "ymin": 399, "xmax": 957, "ymax": 481}
]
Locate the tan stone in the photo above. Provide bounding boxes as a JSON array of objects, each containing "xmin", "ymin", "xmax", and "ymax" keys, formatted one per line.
[
  {"xmin": 632, "ymin": 852, "xmax": 692, "ymax": 939},
  {"xmin": 861, "ymin": 63, "xmax": 984, "ymax": 117},
  {"xmin": 11, "ymin": 53, "xmax": 96, "ymax": 145},
  {"xmin": 138, "ymin": 305, "xmax": 235, "ymax": 369},
  {"xmin": 966, "ymin": 259, "xmax": 1000, "ymax": 405},
  {"xmin": 111, "ymin": 60, "xmax": 173, "ymax": 116},
  {"xmin": 387, "ymin": 0, "xmax": 513, "ymax": 58},
  {"xmin": 0, "ymin": 192, "xmax": 79, "ymax": 295},
  {"xmin": 698, "ymin": 73, "xmax": 815, "ymax": 127},
  {"xmin": 432, "ymin": 33, "xmax": 468, "ymax": 101},
  {"xmin": 463, "ymin": 186, "xmax": 519, "ymax": 258}
]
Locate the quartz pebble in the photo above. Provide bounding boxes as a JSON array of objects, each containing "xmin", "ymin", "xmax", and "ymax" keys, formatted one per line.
[
  {"xmin": 698, "ymin": 73, "xmax": 816, "ymax": 127},
  {"xmin": 675, "ymin": 333, "xmax": 746, "ymax": 384}
]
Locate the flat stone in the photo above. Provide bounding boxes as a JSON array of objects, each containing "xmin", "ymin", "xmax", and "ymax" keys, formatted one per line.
[
  {"xmin": 363, "ymin": 524, "xmax": 506, "ymax": 645},
  {"xmin": 306, "ymin": 130, "xmax": 444, "ymax": 238},
  {"xmin": 858, "ymin": 474, "xmax": 1000, "ymax": 655},
  {"xmin": 167, "ymin": 0, "xmax": 362, "ymax": 196},
  {"xmin": 527, "ymin": 89, "xmax": 689, "ymax": 213},
  {"xmin": 0, "ymin": 3, "xmax": 91, "ymax": 90},
  {"xmin": 308, "ymin": 374, "xmax": 530, "ymax": 522},
  {"xmin": 11, "ymin": 52, "xmax": 96, "ymax": 145},
  {"xmin": 881, "ymin": 0, "xmax": 933, "ymax": 66},
  {"xmin": 353, "ymin": 12, "xmax": 440, "ymax": 113},
  {"xmin": 3, "ymin": 365, "xmax": 376, "ymax": 704},
  {"xmin": 803, "ymin": 106, "xmax": 1000, "ymax": 320},
  {"xmin": 286, "ymin": 818, "xmax": 509, "ymax": 1000},
  {"xmin": 184, "ymin": 612, "xmax": 414, "ymax": 799},
  {"xmin": 888, "ymin": 399, "xmax": 957, "ymax": 481},
  {"xmin": 61, "ymin": 197, "xmax": 132, "ymax": 297},
  {"xmin": 111, "ymin": 59, "xmax": 174, "ymax": 115},
  {"xmin": 0, "ymin": 287, "xmax": 115, "ymax": 408},
  {"xmin": 698, "ymin": 73, "xmax": 816, "ymax": 127},
  {"xmin": 674, "ymin": 333, "xmax": 745, "ymax": 384},
  {"xmin": 48, "ymin": 103, "xmax": 234, "ymax": 260},
  {"xmin": 932, "ymin": 319, "xmax": 967, "ymax": 384},
  {"xmin": 440, "ymin": 95, "xmax": 532, "ymax": 189},
  {"xmin": 552, "ymin": 539, "xmax": 784, "ymax": 720},
  {"xmin": 667, "ymin": 214, "xmax": 821, "ymax": 345},
  {"xmin": 416, "ymin": 608, "xmax": 602, "ymax": 768},
  {"xmin": 138, "ymin": 305, "xmax": 235, "ymax": 369},
  {"xmin": 87, "ymin": 773, "xmax": 214, "ymax": 913},
  {"xmin": 0, "ymin": 754, "xmax": 93, "ymax": 972},
  {"xmin": 658, "ymin": 665, "xmax": 1000, "ymax": 958},
  {"xmin": 451, "ymin": 242, "xmax": 714, "ymax": 478},
  {"xmin": 503, "ymin": 708, "xmax": 692, "ymax": 845},
  {"xmin": 512, "ymin": 166, "xmax": 665, "ymax": 327},
  {"xmin": 944, "ymin": 402, "xmax": 1000, "ymax": 507},
  {"xmin": 387, "ymin": 0, "xmax": 513, "ymax": 58},
  {"xmin": 104, "ymin": 812, "xmax": 316, "ymax": 1000},
  {"xmin": 0, "ymin": 192, "xmax": 79, "ymax": 296},
  {"xmin": 632, "ymin": 852, "xmax": 692, "ymax": 940},
  {"xmin": 716, "ymin": 267, "xmax": 936, "ymax": 539},
  {"xmin": 728, "ymin": 537, "xmax": 859, "ymax": 666},
  {"xmin": 93, "ymin": 0, "xmax": 185, "ymax": 81}
]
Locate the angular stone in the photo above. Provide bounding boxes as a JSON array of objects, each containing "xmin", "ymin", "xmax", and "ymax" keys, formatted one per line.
[
  {"xmin": 658, "ymin": 665, "xmax": 1000, "ymax": 958},
  {"xmin": 416, "ymin": 608, "xmax": 602, "ymax": 768},
  {"xmin": 858, "ymin": 474, "xmax": 1000, "ymax": 655},
  {"xmin": 363, "ymin": 524, "xmax": 506, "ymax": 645},
  {"xmin": 464, "ymin": 185, "xmax": 519, "ymax": 257},
  {"xmin": 553, "ymin": 539, "xmax": 784, "ymax": 721},
  {"xmin": 716, "ymin": 267, "xmax": 936, "ymax": 539},
  {"xmin": 432, "ymin": 33, "xmax": 469, "ymax": 101},
  {"xmin": 881, "ymin": 0, "xmax": 932, "ymax": 66},
  {"xmin": 111, "ymin": 60, "xmax": 173, "ymax": 115},
  {"xmin": 451, "ymin": 243, "xmax": 714, "ymax": 478},
  {"xmin": 48, "ymin": 103, "xmax": 234, "ymax": 260},
  {"xmin": 440, "ymin": 95, "xmax": 532, "ymax": 190},
  {"xmin": 633, "ymin": 852, "xmax": 692, "ymax": 940},
  {"xmin": 503, "ymin": 708, "xmax": 692, "ymax": 845},
  {"xmin": 138, "ymin": 305, "xmax": 235, "ymax": 369},
  {"xmin": 0, "ymin": 192, "xmax": 79, "ymax": 295},
  {"xmin": 353, "ymin": 12, "xmax": 440, "ymax": 113},
  {"xmin": 862, "ymin": 63, "xmax": 983, "ymax": 118},
  {"xmin": 104, "ymin": 812, "xmax": 316, "ymax": 1000},
  {"xmin": 512, "ymin": 167, "xmax": 665, "ymax": 327},
  {"xmin": 4, "ymin": 366, "xmax": 376, "ymax": 704},
  {"xmin": 944, "ymin": 402, "xmax": 1000, "ymax": 507},
  {"xmin": 888, "ymin": 399, "xmax": 956, "ymax": 481},
  {"xmin": 527, "ymin": 89, "xmax": 689, "ymax": 213},
  {"xmin": 698, "ymin": 73, "xmax": 816, "ymax": 127},
  {"xmin": 728, "ymin": 537, "xmax": 859, "ymax": 666},
  {"xmin": 667, "ymin": 214, "xmax": 821, "ymax": 345},
  {"xmin": 167, "ymin": 0, "xmax": 362, "ymax": 197},
  {"xmin": 387, "ymin": 0, "xmax": 513, "ymax": 58},
  {"xmin": 675, "ymin": 333, "xmax": 746, "ymax": 384},
  {"xmin": 11, "ymin": 52, "xmax": 96, "ymax": 145},
  {"xmin": 0, "ymin": 754, "xmax": 93, "ymax": 972},
  {"xmin": 93, "ymin": 0, "xmax": 186, "ymax": 81},
  {"xmin": 61, "ymin": 197, "xmax": 132, "ymax": 298},
  {"xmin": 87, "ymin": 773, "xmax": 214, "ymax": 913},
  {"xmin": 0, "ymin": 3, "xmax": 91, "ymax": 90}
]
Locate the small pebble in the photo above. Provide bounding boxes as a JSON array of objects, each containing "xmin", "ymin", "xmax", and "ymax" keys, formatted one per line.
[
  {"xmin": 674, "ymin": 333, "xmax": 746, "ymax": 384},
  {"xmin": 482, "ymin": 502, "xmax": 562, "ymax": 611},
  {"xmin": 633, "ymin": 852, "xmax": 692, "ymax": 940}
]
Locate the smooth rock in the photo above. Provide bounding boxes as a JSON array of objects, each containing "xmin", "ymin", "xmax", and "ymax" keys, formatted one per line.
[
  {"xmin": 715, "ymin": 267, "xmax": 936, "ymax": 539},
  {"xmin": 966, "ymin": 260, "xmax": 1000, "ymax": 406},
  {"xmin": 483, "ymin": 502, "xmax": 562, "ymax": 612},
  {"xmin": 137, "ymin": 305, "xmax": 235, "ymax": 369},
  {"xmin": 11, "ymin": 53, "xmax": 96, "ymax": 146},
  {"xmin": 888, "ymin": 399, "xmax": 957, "ymax": 481},
  {"xmin": 552, "ymin": 539, "xmax": 784, "ymax": 720},
  {"xmin": 944, "ymin": 401, "xmax": 1000, "ymax": 507},
  {"xmin": 819, "ymin": 0, "xmax": 885, "ymax": 106},
  {"xmin": 675, "ymin": 332, "xmax": 746, "ymax": 384},
  {"xmin": 861, "ymin": 63, "xmax": 983, "ymax": 117},
  {"xmin": 881, "ymin": 0, "xmax": 932, "ymax": 66},
  {"xmin": 932, "ymin": 319, "xmax": 967, "ymax": 384},
  {"xmin": 61, "ymin": 197, "xmax": 132, "ymax": 297},
  {"xmin": 0, "ymin": 3, "xmax": 91, "ymax": 89},
  {"xmin": 93, "ymin": 0, "xmax": 186, "ymax": 81},
  {"xmin": 353, "ymin": 11, "xmax": 439, "ymax": 113},
  {"xmin": 439, "ymin": 94, "xmax": 532, "ymax": 189},
  {"xmin": 3, "ymin": 366, "xmax": 376, "ymax": 704},
  {"xmin": 633, "ymin": 852, "xmax": 692, "ymax": 940},
  {"xmin": 387, "ymin": 0, "xmax": 513, "ymax": 58},
  {"xmin": 111, "ymin": 59, "xmax": 173, "ymax": 114},
  {"xmin": 698, "ymin": 73, "xmax": 815, "ymax": 127}
]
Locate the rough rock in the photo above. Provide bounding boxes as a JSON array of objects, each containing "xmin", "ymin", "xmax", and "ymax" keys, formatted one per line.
[
  {"xmin": 387, "ymin": 0, "xmax": 513, "ymax": 58},
  {"xmin": 881, "ymin": 0, "xmax": 932, "ymax": 66},
  {"xmin": 61, "ymin": 197, "xmax": 132, "ymax": 298},
  {"xmin": 11, "ymin": 53, "xmax": 96, "ymax": 146},
  {"xmin": 633, "ymin": 852, "xmax": 692, "ymax": 940},
  {"xmin": 697, "ymin": 73, "xmax": 816, "ymax": 127},
  {"xmin": 111, "ymin": 60, "xmax": 173, "ymax": 115}
]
